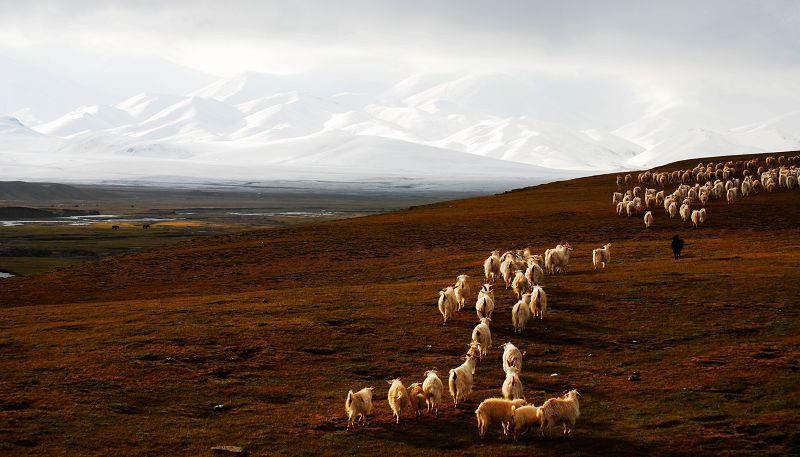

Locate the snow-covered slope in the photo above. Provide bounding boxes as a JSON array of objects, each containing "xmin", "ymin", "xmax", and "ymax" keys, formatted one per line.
[{"xmin": 3, "ymin": 69, "xmax": 798, "ymax": 187}]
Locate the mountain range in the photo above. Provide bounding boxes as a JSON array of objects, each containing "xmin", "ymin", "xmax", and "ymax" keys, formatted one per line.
[{"xmin": 2, "ymin": 66, "xmax": 799, "ymax": 188}]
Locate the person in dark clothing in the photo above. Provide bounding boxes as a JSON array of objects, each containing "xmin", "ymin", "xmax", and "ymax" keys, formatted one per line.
[{"xmin": 672, "ymin": 235, "xmax": 684, "ymax": 259}]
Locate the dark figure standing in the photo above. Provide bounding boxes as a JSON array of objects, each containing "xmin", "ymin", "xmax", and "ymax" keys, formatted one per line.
[{"xmin": 672, "ymin": 235, "xmax": 684, "ymax": 259}]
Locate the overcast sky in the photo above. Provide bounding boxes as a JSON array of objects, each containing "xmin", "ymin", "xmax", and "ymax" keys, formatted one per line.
[{"xmin": 1, "ymin": 1, "xmax": 798, "ymax": 125}]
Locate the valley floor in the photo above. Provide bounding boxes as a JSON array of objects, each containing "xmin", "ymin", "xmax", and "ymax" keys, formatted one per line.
[{"xmin": 1, "ymin": 155, "xmax": 799, "ymax": 456}]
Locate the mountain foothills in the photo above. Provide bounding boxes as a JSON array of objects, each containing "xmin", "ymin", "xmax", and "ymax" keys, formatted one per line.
[{"xmin": 2, "ymin": 70, "xmax": 800, "ymax": 185}]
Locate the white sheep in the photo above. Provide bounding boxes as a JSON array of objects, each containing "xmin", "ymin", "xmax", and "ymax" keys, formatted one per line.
[
  {"xmin": 691, "ymin": 209, "xmax": 700, "ymax": 228},
  {"xmin": 387, "ymin": 379, "xmax": 409, "ymax": 424},
  {"xmin": 500, "ymin": 257, "xmax": 515, "ymax": 289},
  {"xmin": 699, "ymin": 207, "xmax": 707, "ymax": 225},
  {"xmin": 668, "ymin": 201, "xmax": 678, "ymax": 219},
  {"xmin": 626, "ymin": 200, "xmax": 636, "ymax": 217},
  {"xmin": 475, "ymin": 284, "xmax": 495, "ymax": 320},
  {"xmin": 512, "ymin": 297, "xmax": 531, "ymax": 333},
  {"xmin": 539, "ymin": 390, "xmax": 581, "ymax": 437},
  {"xmin": 511, "ymin": 270, "xmax": 530, "ymax": 299},
  {"xmin": 644, "ymin": 211, "xmax": 654, "ymax": 229},
  {"xmin": 544, "ymin": 243, "xmax": 572, "ymax": 275},
  {"xmin": 680, "ymin": 203, "xmax": 691, "ymax": 222},
  {"xmin": 407, "ymin": 382, "xmax": 426, "ymax": 418},
  {"xmin": 592, "ymin": 243, "xmax": 610, "ymax": 270},
  {"xmin": 501, "ymin": 342, "xmax": 524, "ymax": 373},
  {"xmin": 422, "ymin": 369, "xmax": 444, "ymax": 416},
  {"xmin": 475, "ymin": 398, "xmax": 527, "ymax": 438},
  {"xmin": 438, "ymin": 286, "xmax": 458, "ymax": 324},
  {"xmin": 449, "ymin": 354, "xmax": 478, "ymax": 407},
  {"xmin": 345, "ymin": 387, "xmax": 374, "ymax": 430},
  {"xmin": 511, "ymin": 404, "xmax": 542, "ymax": 440},
  {"xmin": 727, "ymin": 187, "xmax": 737, "ymax": 204},
  {"xmin": 472, "ymin": 318, "xmax": 492, "ymax": 357},
  {"xmin": 525, "ymin": 260, "xmax": 544, "ymax": 286},
  {"xmin": 502, "ymin": 367, "xmax": 524, "ymax": 400},
  {"xmin": 529, "ymin": 286, "xmax": 547, "ymax": 319},
  {"xmin": 453, "ymin": 274, "xmax": 470, "ymax": 311},
  {"xmin": 484, "ymin": 252, "xmax": 500, "ymax": 284}
]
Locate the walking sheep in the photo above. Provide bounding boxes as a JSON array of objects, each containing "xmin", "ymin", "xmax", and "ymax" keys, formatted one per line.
[
  {"xmin": 539, "ymin": 390, "xmax": 581, "ymax": 437},
  {"xmin": 475, "ymin": 398, "xmax": 527, "ymax": 438},
  {"xmin": 501, "ymin": 342, "xmax": 524, "ymax": 373},
  {"xmin": 511, "ymin": 270, "xmax": 530, "ymax": 299},
  {"xmin": 422, "ymin": 370, "xmax": 444, "ymax": 416},
  {"xmin": 530, "ymin": 286, "xmax": 547, "ymax": 319},
  {"xmin": 387, "ymin": 379, "xmax": 409, "ymax": 424},
  {"xmin": 476, "ymin": 284, "xmax": 495, "ymax": 320},
  {"xmin": 502, "ymin": 367, "xmax": 524, "ymax": 400},
  {"xmin": 472, "ymin": 318, "xmax": 492, "ymax": 357},
  {"xmin": 511, "ymin": 405, "xmax": 542, "ymax": 440},
  {"xmin": 644, "ymin": 211, "xmax": 654, "ymax": 229},
  {"xmin": 438, "ymin": 287, "xmax": 458, "ymax": 324},
  {"xmin": 345, "ymin": 387, "xmax": 374, "ymax": 430},
  {"xmin": 453, "ymin": 274, "xmax": 470, "ymax": 311},
  {"xmin": 512, "ymin": 297, "xmax": 531, "ymax": 333},
  {"xmin": 484, "ymin": 252, "xmax": 501, "ymax": 284},
  {"xmin": 449, "ymin": 354, "xmax": 478, "ymax": 407},
  {"xmin": 407, "ymin": 382, "xmax": 426, "ymax": 418},
  {"xmin": 592, "ymin": 243, "xmax": 611, "ymax": 270}
]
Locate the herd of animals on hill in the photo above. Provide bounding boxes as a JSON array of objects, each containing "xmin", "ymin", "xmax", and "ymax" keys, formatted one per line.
[{"xmin": 343, "ymin": 153, "xmax": 800, "ymax": 442}]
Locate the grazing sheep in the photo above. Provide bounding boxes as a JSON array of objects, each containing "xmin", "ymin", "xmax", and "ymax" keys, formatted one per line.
[
  {"xmin": 472, "ymin": 318, "xmax": 492, "ymax": 357},
  {"xmin": 453, "ymin": 274, "xmax": 470, "ymax": 311},
  {"xmin": 540, "ymin": 390, "xmax": 581, "ymax": 437},
  {"xmin": 511, "ymin": 270, "xmax": 530, "ymax": 299},
  {"xmin": 407, "ymin": 382, "xmax": 427, "ymax": 418},
  {"xmin": 502, "ymin": 342, "xmax": 524, "ymax": 373},
  {"xmin": 680, "ymin": 203, "xmax": 691, "ymax": 222},
  {"xmin": 438, "ymin": 287, "xmax": 458, "ymax": 324},
  {"xmin": 592, "ymin": 243, "xmax": 611, "ymax": 270},
  {"xmin": 449, "ymin": 354, "xmax": 478, "ymax": 407},
  {"xmin": 691, "ymin": 210, "xmax": 700, "ymax": 228},
  {"xmin": 476, "ymin": 284, "xmax": 495, "ymax": 320},
  {"xmin": 484, "ymin": 253, "xmax": 500, "ymax": 284},
  {"xmin": 512, "ymin": 296, "xmax": 532, "ymax": 333},
  {"xmin": 345, "ymin": 387, "xmax": 374, "ymax": 430},
  {"xmin": 529, "ymin": 286, "xmax": 547, "ymax": 319},
  {"xmin": 511, "ymin": 404, "xmax": 542, "ymax": 440},
  {"xmin": 644, "ymin": 211, "xmax": 653, "ymax": 229},
  {"xmin": 727, "ymin": 187, "xmax": 738, "ymax": 204},
  {"xmin": 387, "ymin": 379, "xmax": 410, "ymax": 424},
  {"xmin": 475, "ymin": 398, "xmax": 528, "ymax": 438},
  {"xmin": 422, "ymin": 370, "xmax": 444, "ymax": 416},
  {"xmin": 502, "ymin": 367, "xmax": 524, "ymax": 400}
]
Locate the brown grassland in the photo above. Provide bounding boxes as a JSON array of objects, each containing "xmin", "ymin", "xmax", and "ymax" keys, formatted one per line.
[{"xmin": 1, "ymin": 152, "xmax": 799, "ymax": 456}]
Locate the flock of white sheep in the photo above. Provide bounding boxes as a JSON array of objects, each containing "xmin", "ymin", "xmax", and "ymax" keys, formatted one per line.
[
  {"xmin": 612, "ymin": 155, "xmax": 800, "ymax": 229},
  {"xmin": 346, "ymin": 243, "xmax": 599, "ymax": 441}
]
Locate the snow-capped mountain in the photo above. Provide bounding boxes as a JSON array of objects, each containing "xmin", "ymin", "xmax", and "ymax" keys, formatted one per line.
[{"xmin": 3, "ymin": 68, "xmax": 799, "ymax": 187}]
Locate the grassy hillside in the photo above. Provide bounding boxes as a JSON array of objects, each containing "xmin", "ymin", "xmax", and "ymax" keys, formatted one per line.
[{"xmin": 1, "ymin": 152, "xmax": 799, "ymax": 456}]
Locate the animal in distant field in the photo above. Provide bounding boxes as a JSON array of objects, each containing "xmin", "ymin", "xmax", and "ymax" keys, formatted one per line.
[
  {"xmin": 142, "ymin": 223, "xmax": 150, "ymax": 229},
  {"xmin": 111, "ymin": 225, "xmax": 120, "ymax": 230},
  {"xmin": 672, "ymin": 235, "xmax": 684, "ymax": 259},
  {"xmin": 539, "ymin": 390, "xmax": 581, "ymax": 437},
  {"xmin": 345, "ymin": 387, "xmax": 374, "ymax": 430},
  {"xmin": 592, "ymin": 243, "xmax": 611, "ymax": 270}
]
